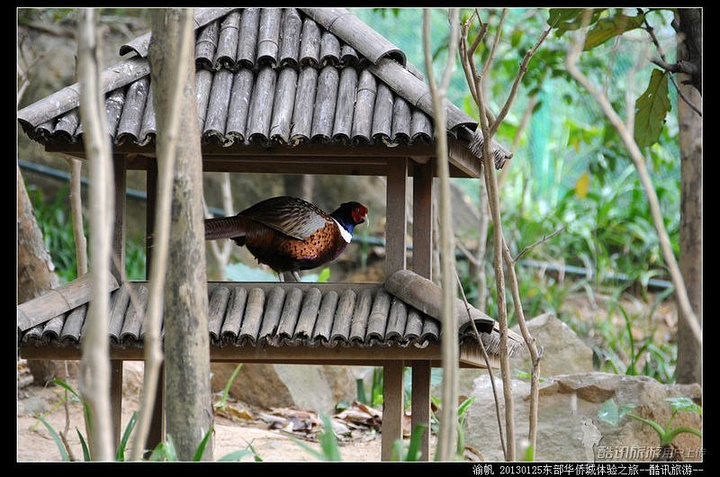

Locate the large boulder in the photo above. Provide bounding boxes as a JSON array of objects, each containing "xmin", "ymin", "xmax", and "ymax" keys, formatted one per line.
[
  {"xmin": 511, "ymin": 312, "xmax": 595, "ymax": 377},
  {"xmin": 211, "ymin": 363, "xmax": 361, "ymax": 414},
  {"xmin": 465, "ymin": 372, "xmax": 702, "ymax": 461}
]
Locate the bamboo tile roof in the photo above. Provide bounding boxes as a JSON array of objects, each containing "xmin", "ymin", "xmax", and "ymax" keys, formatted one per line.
[
  {"xmin": 17, "ymin": 7, "xmax": 512, "ymax": 172},
  {"xmin": 17, "ymin": 272, "xmax": 522, "ymax": 366}
]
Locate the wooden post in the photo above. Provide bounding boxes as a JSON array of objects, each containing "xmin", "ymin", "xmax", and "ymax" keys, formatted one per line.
[
  {"xmin": 110, "ymin": 360, "xmax": 124, "ymax": 449},
  {"xmin": 382, "ymin": 157, "xmax": 408, "ymax": 460},
  {"xmin": 146, "ymin": 159, "xmax": 157, "ymax": 273},
  {"xmin": 411, "ymin": 359, "xmax": 432, "ymax": 460},
  {"xmin": 412, "ymin": 159, "xmax": 434, "ymax": 460},
  {"xmin": 144, "ymin": 159, "xmax": 164, "ymax": 455},
  {"xmin": 385, "ymin": 157, "xmax": 407, "ymax": 278},
  {"xmin": 381, "ymin": 360, "xmax": 404, "ymax": 461},
  {"xmin": 112, "ymin": 155, "xmax": 127, "ymax": 282},
  {"xmin": 110, "ymin": 156, "xmax": 127, "ymax": 450},
  {"xmin": 147, "ymin": 365, "xmax": 164, "ymax": 457},
  {"xmin": 412, "ymin": 159, "xmax": 433, "ymax": 279}
]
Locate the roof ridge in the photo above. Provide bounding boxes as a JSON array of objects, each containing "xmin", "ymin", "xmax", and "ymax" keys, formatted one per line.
[{"xmin": 119, "ymin": 8, "xmax": 238, "ymax": 58}]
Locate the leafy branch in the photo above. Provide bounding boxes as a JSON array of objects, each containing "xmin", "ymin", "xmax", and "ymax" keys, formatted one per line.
[{"xmin": 564, "ymin": 9, "xmax": 701, "ymax": 349}]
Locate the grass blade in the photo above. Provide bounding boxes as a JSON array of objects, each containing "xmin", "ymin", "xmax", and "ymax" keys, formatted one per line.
[
  {"xmin": 116, "ymin": 411, "xmax": 138, "ymax": 461},
  {"xmin": 37, "ymin": 415, "xmax": 70, "ymax": 461},
  {"xmin": 76, "ymin": 427, "xmax": 91, "ymax": 461},
  {"xmin": 217, "ymin": 449, "xmax": 255, "ymax": 461},
  {"xmin": 192, "ymin": 427, "xmax": 214, "ymax": 461}
]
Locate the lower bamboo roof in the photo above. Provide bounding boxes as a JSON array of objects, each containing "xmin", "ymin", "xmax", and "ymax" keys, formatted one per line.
[{"xmin": 17, "ymin": 272, "xmax": 523, "ymax": 368}]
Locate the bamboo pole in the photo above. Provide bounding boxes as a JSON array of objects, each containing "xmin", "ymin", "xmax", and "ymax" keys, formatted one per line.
[
  {"xmin": 423, "ymin": 8, "xmax": 460, "ymax": 461},
  {"xmin": 77, "ymin": 8, "xmax": 115, "ymax": 461}
]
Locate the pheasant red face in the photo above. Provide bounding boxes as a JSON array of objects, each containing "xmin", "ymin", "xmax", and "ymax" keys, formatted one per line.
[{"xmin": 351, "ymin": 203, "xmax": 368, "ymax": 225}]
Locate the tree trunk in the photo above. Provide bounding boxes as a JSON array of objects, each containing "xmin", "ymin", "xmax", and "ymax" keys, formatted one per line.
[
  {"xmin": 17, "ymin": 165, "xmax": 62, "ymax": 384},
  {"xmin": 675, "ymin": 8, "xmax": 702, "ymax": 386},
  {"xmin": 149, "ymin": 8, "xmax": 214, "ymax": 460}
]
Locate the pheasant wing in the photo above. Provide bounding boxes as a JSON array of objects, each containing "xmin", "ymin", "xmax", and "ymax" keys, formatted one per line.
[{"xmin": 239, "ymin": 196, "xmax": 330, "ymax": 241}]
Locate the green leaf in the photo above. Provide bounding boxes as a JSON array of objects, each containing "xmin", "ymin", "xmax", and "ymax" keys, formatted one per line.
[
  {"xmin": 149, "ymin": 437, "xmax": 178, "ymax": 461},
  {"xmin": 116, "ymin": 411, "xmax": 138, "ymax": 461},
  {"xmin": 510, "ymin": 28, "xmax": 523, "ymax": 48},
  {"xmin": 318, "ymin": 267, "xmax": 331, "ymax": 283},
  {"xmin": 547, "ymin": 8, "xmax": 604, "ymax": 36},
  {"xmin": 216, "ymin": 363, "xmax": 243, "ymax": 411},
  {"xmin": 192, "ymin": 427, "xmax": 214, "ymax": 461},
  {"xmin": 597, "ymin": 398, "xmax": 636, "ymax": 426},
  {"xmin": 403, "ymin": 424, "xmax": 427, "ymax": 461},
  {"xmin": 77, "ymin": 428, "xmax": 91, "ymax": 461},
  {"xmin": 37, "ymin": 416, "xmax": 70, "ymax": 461},
  {"xmin": 667, "ymin": 397, "xmax": 702, "ymax": 416},
  {"xmin": 634, "ymin": 69, "xmax": 671, "ymax": 148},
  {"xmin": 217, "ymin": 449, "xmax": 255, "ymax": 461},
  {"xmin": 584, "ymin": 12, "xmax": 646, "ymax": 50},
  {"xmin": 457, "ymin": 395, "xmax": 476, "ymax": 422},
  {"xmin": 318, "ymin": 414, "xmax": 343, "ymax": 461}
]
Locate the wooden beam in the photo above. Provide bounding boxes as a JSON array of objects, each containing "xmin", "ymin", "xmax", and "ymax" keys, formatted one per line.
[
  {"xmin": 200, "ymin": 158, "xmax": 387, "ymax": 176},
  {"xmin": 45, "ymin": 143, "xmax": 478, "ymax": 178},
  {"xmin": 19, "ymin": 342, "xmax": 488, "ymax": 368},
  {"xmin": 385, "ymin": 157, "xmax": 408, "ymax": 278},
  {"xmin": 46, "ymin": 142, "xmax": 438, "ymax": 158},
  {"xmin": 411, "ymin": 360, "xmax": 432, "ymax": 461},
  {"xmin": 381, "ymin": 360, "xmax": 404, "ymax": 461},
  {"xmin": 447, "ymin": 137, "xmax": 482, "ymax": 178}
]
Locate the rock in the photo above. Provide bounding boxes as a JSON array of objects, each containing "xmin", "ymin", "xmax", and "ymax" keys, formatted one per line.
[
  {"xmin": 511, "ymin": 313, "xmax": 594, "ymax": 377},
  {"xmin": 211, "ymin": 363, "xmax": 359, "ymax": 414},
  {"xmin": 465, "ymin": 372, "xmax": 702, "ymax": 462},
  {"xmin": 458, "ymin": 313, "xmax": 594, "ymax": 399}
]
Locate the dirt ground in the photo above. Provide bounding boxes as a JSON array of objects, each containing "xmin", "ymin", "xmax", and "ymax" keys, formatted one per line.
[{"xmin": 16, "ymin": 361, "xmax": 395, "ymax": 462}]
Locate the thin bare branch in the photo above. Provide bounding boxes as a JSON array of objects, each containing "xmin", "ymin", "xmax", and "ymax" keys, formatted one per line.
[
  {"xmin": 490, "ymin": 24, "xmax": 553, "ymax": 137},
  {"xmin": 455, "ymin": 238, "xmax": 482, "ymax": 267},
  {"xmin": 514, "ymin": 226, "xmax": 566, "ymax": 263},
  {"xmin": 455, "ymin": 272, "xmax": 506, "ymax": 456},
  {"xmin": 460, "ymin": 9, "xmax": 553, "ymax": 461},
  {"xmin": 480, "ymin": 9, "xmax": 506, "ymax": 79},
  {"xmin": 469, "ymin": 9, "xmax": 485, "ymax": 57},
  {"xmin": 472, "ymin": 39, "xmax": 515, "ymax": 460},
  {"xmin": 502, "ymin": 238, "xmax": 542, "ymax": 454},
  {"xmin": 63, "ymin": 155, "xmax": 88, "ymax": 277},
  {"xmin": 459, "ymin": 24, "xmax": 479, "ymax": 106}
]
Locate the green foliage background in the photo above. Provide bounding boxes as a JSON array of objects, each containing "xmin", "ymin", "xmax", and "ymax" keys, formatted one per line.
[{"xmin": 352, "ymin": 8, "xmax": 682, "ymax": 382}]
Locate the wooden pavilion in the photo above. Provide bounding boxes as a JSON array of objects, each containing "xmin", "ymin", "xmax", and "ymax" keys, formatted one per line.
[{"xmin": 17, "ymin": 8, "xmax": 519, "ymax": 461}]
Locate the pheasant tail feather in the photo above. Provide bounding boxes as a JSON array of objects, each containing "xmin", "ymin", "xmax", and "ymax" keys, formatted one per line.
[{"xmin": 205, "ymin": 216, "xmax": 247, "ymax": 240}]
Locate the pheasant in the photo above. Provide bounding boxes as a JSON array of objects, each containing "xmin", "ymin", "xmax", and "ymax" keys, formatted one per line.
[{"xmin": 205, "ymin": 196, "xmax": 368, "ymax": 281}]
